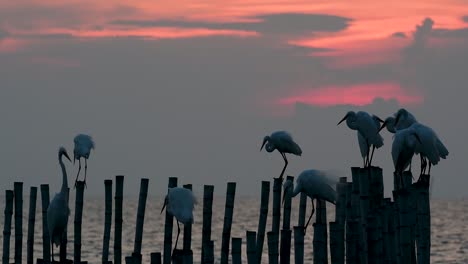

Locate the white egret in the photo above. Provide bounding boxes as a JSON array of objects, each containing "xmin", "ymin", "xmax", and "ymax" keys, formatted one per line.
[
  {"xmin": 47, "ymin": 147, "xmax": 72, "ymax": 262},
  {"xmin": 160, "ymin": 187, "xmax": 196, "ymax": 254},
  {"xmin": 260, "ymin": 131, "xmax": 302, "ymax": 181},
  {"xmin": 73, "ymin": 134, "xmax": 95, "ymax": 187},
  {"xmin": 390, "ymin": 127, "xmax": 422, "ymax": 187},
  {"xmin": 338, "ymin": 111, "xmax": 384, "ymax": 167},
  {"xmin": 283, "ymin": 169, "xmax": 337, "ymax": 233},
  {"xmin": 357, "ymin": 115, "xmax": 385, "ymax": 167}
]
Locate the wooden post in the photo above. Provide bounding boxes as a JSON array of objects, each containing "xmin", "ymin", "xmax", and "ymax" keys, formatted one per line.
[
  {"xmin": 293, "ymin": 227, "xmax": 304, "ymax": 264},
  {"xmin": 330, "ymin": 222, "xmax": 344, "ymax": 264},
  {"xmin": 271, "ymin": 178, "xmax": 282, "ymax": 236},
  {"xmin": 298, "ymin": 193, "xmax": 307, "ymax": 226},
  {"xmin": 369, "ymin": 167, "xmax": 384, "ymax": 210},
  {"xmin": 102, "ymin": 180, "xmax": 113, "ymax": 264},
  {"xmin": 267, "ymin": 232, "xmax": 279, "ymax": 264},
  {"xmin": 163, "ymin": 177, "xmax": 177, "ymax": 264},
  {"xmin": 133, "ymin": 178, "xmax": 149, "ymax": 257},
  {"xmin": 279, "ymin": 229, "xmax": 291, "ymax": 264},
  {"xmin": 114, "ymin": 175, "xmax": 125, "ymax": 264},
  {"xmin": 201, "ymin": 185, "xmax": 214, "ymax": 264},
  {"xmin": 381, "ymin": 199, "xmax": 395, "ymax": 264},
  {"xmin": 59, "ymin": 188, "xmax": 70, "ymax": 263},
  {"xmin": 357, "ymin": 168, "xmax": 369, "ymax": 264},
  {"xmin": 313, "ymin": 199, "xmax": 327, "ymax": 264},
  {"xmin": 336, "ymin": 177, "xmax": 347, "ymax": 225},
  {"xmin": 392, "ymin": 198, "xmax": 401, "ymax": 264},
  {"xmin": 394, "ymin": 189, "xmax": 411, "ymax": 263},
  {"xmin": 256, "ymin": 181, "xmax": 270, "ymax": 264},
  {"xmin": 346, "ymin": 180, "xmax": 359, "ymax": 264},
  {"xmin": 231, "ymin": 237, "xmax": 242, "ymax": 264},
  {"xmin": 367, "ymin": 215, "xmax": 379, "ymax": 263},
  {"xmin": 182, "ymin": 184, "xmax": 193, "ymax": 259},
  {"xmin": 2, "ymin": 190, "xmax": 14, "ymax": 264},
  {"xmin": 334, "ymin": 177, "xmax": 347, "ymax": 264},
  {"xmin": 27, "ymin": 187, "xmax": 37, "ymax": 264},
  {"xmin": 282, "ymin": 176, "xmax": 294, "ymax": 230},
  {"xmin": 415, "ymin": 174, "xmax": 431, "ymax": 264},
  {"xmin": 14, "ymin": 182, "xmax": 23, "ymax": 264},
  {"xmin": 171, "ymin": 250, "xmax": 183, "ymax": 264},
  {"xmin": 220, "ymin": 182, "xmax": 236, "ymax": 264},
  {"xmin": 203, "ymin": 241, "xmax": 214, "ymax": 264},
  {"xmin": 246, "ymin": 231, "xmax": 257, "ymax": 264},
  {"xmin": 150, "ymin": 253, "xmax": 161, "ymax": 264},
  {"xmin": 376, "ymin": 207, "xmax": 384, "ymax": 262},
  {"xmin": 40, "ymin": 184, "xmax": 51, "ymax": 263},
  {"xmin": 74, "ymin": 181, "xmax": 86, "ymax": 264}
]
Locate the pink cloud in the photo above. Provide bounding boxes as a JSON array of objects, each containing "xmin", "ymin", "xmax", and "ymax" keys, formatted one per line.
[{"xmin": 278, "ymin": 82, "xmax": 423, "ymax": 107}]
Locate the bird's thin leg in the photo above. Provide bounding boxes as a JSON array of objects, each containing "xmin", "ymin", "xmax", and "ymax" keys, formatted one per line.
[
  {"xmin": 304, "ymin": 198, "xmax": 315, "ymax": 233},
  {"xmin": 365, "ymin": 140, "xmax": 370, "ymax": 168},
  {"xmin": 172, "ymin": 220, "xmax": 181, "ymax": 258},
  {"xmin": 51, "ymin": 244, "xmax": 54, "ymax": 263},
  {"xmin": 363, "ymin": 157, "xmax": 366, "ymax": 168},
  {"xmin": 83, "ymin": 159, "xmax": 88, "ymax": 188},
  {"xmin": 278, "ymin": 152, "xmax": 288, "ymax": 182},
  {"xmin": 74, "ymin": 159, "xmax": 81, "ymax": 188},
  {"xmin": 369, "ymin": 145, "xmax": 376, "ymax": 168}
]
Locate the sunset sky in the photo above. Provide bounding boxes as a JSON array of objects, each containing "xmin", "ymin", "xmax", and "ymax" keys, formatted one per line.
[{"xmin": 1, "ymin": 0, "xmax": 467, "ymax": 198}]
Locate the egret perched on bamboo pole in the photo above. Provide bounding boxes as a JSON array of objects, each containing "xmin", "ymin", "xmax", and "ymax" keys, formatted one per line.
[
  {"xmin": 283, "ymin": 169, "xmax": 337, "ymax": 233},
  {"xmin": 47, "ymin": 147, "xmax": 72, "ymax": 262},
  {"xmin": 73, "ymin": 134, "xmax": 95, "ymax": 188},
  {"xmin": 160, "ymin": 187, "xmax": 196, "ymax": 256},
  {"xmin": 260, "ymin": 131, "xmax": 302, "ymax": 182},
  {"xmin": 338, "ymin": 111, "xmax": 384, "ymax": 168}
]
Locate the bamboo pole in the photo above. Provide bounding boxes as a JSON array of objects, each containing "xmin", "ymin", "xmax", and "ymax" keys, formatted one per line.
[
  {"xmin": 74, "ymin": 181, "xmax": 86, "ymax": 263},
  {"xmin": 313, "ymin": 199, "xmax": 327, "ymax": 264},
  {"xmin": 247, "ymin": 231, "xmax": 257, "ymax": 264},
  {"xmin": 182, "ymin": 184, "xmax": 193, "ymax": 256},
  {"xmin": 392, "ymin": 198, "xmax": 401, "ymax": 264},
  {"xmin": 256, "ymin": 181, "xmax": 270, "ymax": 264},
  {"xmin": 369, "ymin": 167, "xmax": 384, "ymax": 211},
  {"xmin": 416, "ymin": 174, "xmax": 431, "ymax": 264},
  {"xmin": 150, "ymin": 253, "xmax": 161, "ymax": 264},
  {"xmin": 2, "ymin": 190, "xmax": 14, "ymax": 264},
  {"xmin": 134, "ymin": 178, "xmax": 149, "ymax": 256},
  {"xmin": 26, "ymin": 187, "xmax": 37, "ymax": 264},
  {"xmin": 336, "ymin": 177, "xmax": 347, "ymax": 225},
  {"xmin": 220, "ymin": 182, "xmax": 236, "ymax": 264},
  {"xmin": 267, "ymin": 232, "xmax": 279, "ymax": 264},
  {"xmin": 231, "ymin": 237, "xmax": 242, "ymax": 264},
  {"xmin": 163, "ymin": 177, "xmax": 177, "ymax": 264},
  {"xmin": 394, "ymin": 189, "xmax": 411, "ymax": 263},
  {"xmin": 345, "ymin": 182, "xmax": 358, "ymax": 264},
  {"xmin": 14, "ymin": 182, "xmax": 23, "ymax": 264},
  {"xmin": 357, "ymin": 168, "xmax": 369, "ymax": 264},
  {"xmin": 40, "ymin": 184, "xmax": 51, "ymax": 263},
  {"xmin": 282, "ymin": 176, "xmax": 294, "ymax": 230},
  {"xmin": 350, "ymin": 168, "xmax": 362, "ymax": 264},
  {"xmin": 114, "ymin": 175, "xmax": 125, "ymax": 264},
  {"xmin": 271, "ymin": 178, "xmax": 282, "ymax": 236},
  {"xmin": 293, "ymin": 227, "xmax": 304, "ymax": 264},
  {"xmin": 298, "ymin": 193, "xmax": 307, "ymax": 226},
  {"xmin": 201, "ymin": 185, "xmax": 214, "ymax": 263},
  {"xmin": 102, "ymin": 179, "xmax": 113, "ymax": 264},
  {"xmin": 329, "ymin": 221, "xmax": 344, "ymax": 264},
  {"xmin": 381, "ymin": 199, "xmax": 394, "ymax": 264},
  {"xmin": 279, "ymin": 229, "xmax": 291, "ymax": 264},
  {"xmin": 203, "ymin": 241, "xmax": 214, "ymax": 264},
  {"xmin": 367, "ymin": 215, "xmax": 379, "ymax": 264},
  {"xmin": 334, "ymin": 177, "xmax": 347, "ymax": 264}
]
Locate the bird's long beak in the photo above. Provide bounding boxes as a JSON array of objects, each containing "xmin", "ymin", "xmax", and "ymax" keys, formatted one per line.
[
  {"xmin": 379, "ymin": 120, "xmax": 388, "ymax": 132},
  {"xmin": 260, "ymin": 138, "xmax": 267, "ymax": 151},
  {"xmin": 337, "ymin": 113, "xmax": 349, "ymax": 125},
  {"xmin": 160, "ymin": 197, "xmax": 167, "ymax": 214},
  {"xmin": 64, "ymin": 152, "xmax": 72, "ymax": 162}
]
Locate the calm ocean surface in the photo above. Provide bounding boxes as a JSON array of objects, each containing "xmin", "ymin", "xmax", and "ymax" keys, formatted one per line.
[{"xmin": 1, "ymin": 196, "xmax": 467, "ymax": 263}]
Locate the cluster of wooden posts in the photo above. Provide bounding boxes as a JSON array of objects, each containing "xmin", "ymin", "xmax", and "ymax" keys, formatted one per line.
[{"xmin": 2, "ymin": 168, "xmax": 431, "ymax": 264}]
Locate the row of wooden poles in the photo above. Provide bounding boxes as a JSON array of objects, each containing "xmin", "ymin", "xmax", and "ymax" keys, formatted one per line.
[{"xmin": 2, "ymin": 167, "xmax": 431, "ymax": 264}]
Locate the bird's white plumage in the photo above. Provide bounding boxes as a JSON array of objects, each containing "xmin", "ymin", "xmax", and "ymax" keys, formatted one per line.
[
  {"xmin": 357, "ymin": 115, "xmax": 384, "ymax": 158},
  {"xmin": 73, "ymin": 134, "xmax": 95, "ymax": 159},
  {"xmin": 263, "ymin": 131, "xmax": 302, "ymax": 156},
  {"xmin": 283, "ymin": 169, "xmax": 337, "ymax": 204},
  {"xmin": 391, "ymin": 127, "xmax": 420, "ymax": 173},
  {"xmin": 165, "ymin": 187, "xmax": 196, "ymax": 225}
]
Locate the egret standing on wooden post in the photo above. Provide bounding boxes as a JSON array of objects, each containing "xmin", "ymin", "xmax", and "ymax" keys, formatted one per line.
[
  {"xmin": 47, "ymin": 147, "xmax": 72, "ymax": 262},
  {"xmin": 260, "ymin": 131, "xmax": 302, "ymax": 182},
  {"xmin": 338, "ymin": 111, "xmax": 384, "ymax": 168},
  {"xmin": 160, "ymin": 187, "xmax": 196, "ymax": 256},
  {"xmin": 357, "ymin": 114, "xmax": 385, "ymax": 167},
  {"xmin": 73, "ymin": 134, "xmax": 95, "ymax": 188},
  {"xmin": 283, "ymin": 169, "xmax": 337, "ymax": 233}
]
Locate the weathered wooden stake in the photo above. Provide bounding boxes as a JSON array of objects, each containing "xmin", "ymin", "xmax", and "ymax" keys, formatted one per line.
[
  {"xmin": 150, "ymin": 253, "xmax": 161, "ymax": 264},
  {"xmin": 201, "ymin": 185, "xmax": 214, "ymax": 263},
  {"xmin": 203, "ymin": 241, "xmax": 214, "ymax": 264},
  {"xmin": 220, "ymin": 182, "xmax": 236, "ymax": 264},
  {"xmin": 74, "ymin": 181, "xmax": 86, "ymax": 264},
  {"xmin": 367, "ymin": 215, "xmax": 379, "ymax": 263},
  {"xmin": 134, "ymin": 178, "xmax": 149, "ymax": 256},
  {"xmin": 267, "ymin": 231, "xmax": 279, "ymax": 264},
  {"xmin": 40, "ymin": 184, "xmax": 51, "ymax": 263},
  {"xmin": 293, "ymin": 227, "xmax": 304, "ymax": 264},
  {"xmin": 346, "ymin": 180, "xmax": 359, "ymax": 264},
  {"xmin": 114, "ymin": 175, "xmax": 125, "ymax": 264},
  {"xmin": 102, "ymin": 180, "xmax": 113, "ymax": 264},
  {"xmin": 14, "ymin": 182, "xmax": 23, "ymax": 264},
  {"xmin": 313, "ymin": 199, "xmax": 328, "ymax": 264},
  {"xmin": 2, "ymin": 190, "xmax": 14, "ymax": 264},
  {"xmin": 415, "ymin": 174, "xmax": 431, "ymax": 264},
  {"xmin": 246, "ymin": 231, "xmax": 257, "ymax": 264},
  {"xmin": 163, "ymin": 177, "xmax": 177, "ymax": 264},
  {"xmin": 394, "ymin": 189, "xmax": 411, "ymax": 263},
  {"xmin": 256, "ymin": 181, "xmax": 270, "ymax": 264},
  {"xmin": 26, "ymin": 187, "xmax": 37, "ymax": 264},
  {"xmin": 231, "ymin": 237, "xmax": 242, "ymax": 264},
  {"xmin": 330, "ymin": 221, "xmax": 344, "ymax": 264},
  {"xmin": 182, "ymin": 184, "xmax": 193, "ymax": 259},
  {"xmin": 357, "ymin": 168, "xmax": 369, "ymax": 264},
  {"xmin": 334, "ymin": 177, "xmax": 347, "ymax": 264},
  {"xmin": 279, "ymin": 229, "xmax": 291, "ymax": 264},
  {"xmin": 271, "ymin": 178, "xmax": 282, "ymax": 236}
]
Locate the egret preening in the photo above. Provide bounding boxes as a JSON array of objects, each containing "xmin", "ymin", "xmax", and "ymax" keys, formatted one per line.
[
  {"xmin": 73, "ymin": 134, "xmax": 95, "ymax": 188},
  {"xmin": 160, "ymin": 187, "xmax": 196, "ymax": 255},
  {"xmin": 260, "ymin": 131, "xmax": 302, "ymax": 181},
  {"xmin": 283, "ymin": 169, "xmax": 337, "ymax": 233},
  {"xmin": 47, "ymin": 147, "xmax": 72, "ymax": 262},
  {"xmin": 338, "ymin": 111, "xmax": 384, "ymax": 167}
]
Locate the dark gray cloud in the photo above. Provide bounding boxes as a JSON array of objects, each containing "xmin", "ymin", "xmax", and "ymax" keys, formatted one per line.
[
  {"xmin": 391, "ymin": 32, "xmax": 407, "ymax": 38},
  {"xmin": 111, "ymin": 13, "xmax": 352, "ymax": 35},
  {"xmin": 463, "ymin": 15, "xmax": 468, "ymax": 23}
]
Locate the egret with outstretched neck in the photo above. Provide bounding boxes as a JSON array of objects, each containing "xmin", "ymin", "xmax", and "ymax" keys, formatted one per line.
[
  {"xmin": 260, "ymin": 131, "xmax": 302, "ymax": 181},
  {"xmin": 47, "ymin": 147, "xmax": 72, "ymax": 262},
  {"xmin": 73, "ymin": 134, "xmax": 95, "ymax": 188},
  {"xmin": 283, "ymin": 169, "xmax": 336, "ymax": 233}
]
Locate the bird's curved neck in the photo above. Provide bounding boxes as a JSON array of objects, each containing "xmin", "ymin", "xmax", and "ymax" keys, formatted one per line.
[{"xmin": 59, "ymin": 155, "xmax": 68, "ymax": 193}]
